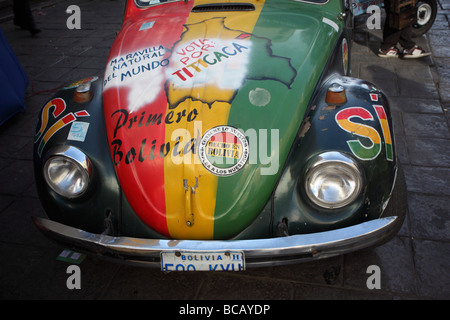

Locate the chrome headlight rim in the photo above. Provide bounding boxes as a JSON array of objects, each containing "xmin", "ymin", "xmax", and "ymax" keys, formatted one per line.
[
  {"xmin": 42, "ymin": 145, "xmax": 92, "ymax": 199},
  {"xmin": 304, "ymin": 151, "xmax": 364, "ymax": 209}
]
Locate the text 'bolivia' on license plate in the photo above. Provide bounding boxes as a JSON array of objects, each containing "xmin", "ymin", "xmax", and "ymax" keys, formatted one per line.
[{"xmin": 160, "ymin": 251, "xmax": 245, "ymax": 271}]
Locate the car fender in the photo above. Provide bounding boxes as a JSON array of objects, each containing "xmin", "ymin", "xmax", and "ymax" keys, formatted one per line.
[
  {"xmin": 273, "ymin": 76, "xmax": 397, "ymax": 236},
  {"xmin": 33, "ymin": 77, "xmax": 121, "ymax": 234}
]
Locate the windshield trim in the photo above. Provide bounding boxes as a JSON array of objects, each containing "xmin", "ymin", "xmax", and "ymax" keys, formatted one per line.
[
  {"xmin": 135, "ymin": 0, "xmax": 185, "ymax": 9},
  {"xmin": 135, "ymin": 0, "xmax": 329, "ymax": 8},
  {"xmin": 290, "ymin": 0, "xmax": 330, "ymax": 5}
]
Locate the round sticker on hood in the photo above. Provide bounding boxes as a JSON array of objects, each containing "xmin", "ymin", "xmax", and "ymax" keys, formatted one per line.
[{"xmin": 199, "ymin": 126, "xmax": 249, "ymax": 177}]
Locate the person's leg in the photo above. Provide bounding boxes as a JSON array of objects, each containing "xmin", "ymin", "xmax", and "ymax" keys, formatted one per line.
[
  {"xmin": 380, "ymin": 25, "xmax": 401, "ymax": 50},
  {"xmin": 13, "ymin": 0, "xmax": 27, "ymax": 28},
  {"xmin": 14, "ymin": 0, "xmax": 41, "ymax": 35},
  {"xmin": 379, "ymin": 0, "xmax": 401, "ymax": 55},
  {"xmin": 398, "ymin": 22, "xmax": 430, "ymax": 58},
  {"xmin": 398, "ymin": 26, "xmax": 416, "ymax": 50}
]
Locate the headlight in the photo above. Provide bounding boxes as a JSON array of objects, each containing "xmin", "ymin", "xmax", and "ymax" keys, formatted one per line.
[
  {"xmin": 304, "ymin": 152, "xmax": 363, "ymax": 209},
  {"xmin": 43, "ymin": 146, "xmax": 92, "ymax": 198}
]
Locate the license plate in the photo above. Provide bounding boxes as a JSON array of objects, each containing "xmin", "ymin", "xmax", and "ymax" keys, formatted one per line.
[{"xmin": 161, "ymin": 250, "xmax": 245, "ymax": 271}]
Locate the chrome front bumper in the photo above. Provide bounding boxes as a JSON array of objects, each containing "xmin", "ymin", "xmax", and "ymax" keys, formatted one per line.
[{"xmin": 33, "ymin": 216, "xmax": 400, "ymax": 268}]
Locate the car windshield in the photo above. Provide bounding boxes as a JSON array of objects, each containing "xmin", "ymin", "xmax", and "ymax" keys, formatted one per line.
[{"xmin": 136, "ymin": 0, "xmax": 183, "ymax": 7}]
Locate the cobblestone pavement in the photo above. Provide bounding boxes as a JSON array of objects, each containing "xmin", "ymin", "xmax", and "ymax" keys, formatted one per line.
[{"xmin": 0, "ymin": 0, "xmax": 448, "ymax": 300}]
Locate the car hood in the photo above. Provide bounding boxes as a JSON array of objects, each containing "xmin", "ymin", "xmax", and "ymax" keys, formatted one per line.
[{"xmin": 102, "ymin": 0, "xmax": 342, "ymax": 239}]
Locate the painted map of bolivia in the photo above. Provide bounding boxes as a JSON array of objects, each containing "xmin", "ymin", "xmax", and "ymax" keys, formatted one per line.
[{"xmin": 165, "ymin": 18, "xmax": 297, "ymax": 109}]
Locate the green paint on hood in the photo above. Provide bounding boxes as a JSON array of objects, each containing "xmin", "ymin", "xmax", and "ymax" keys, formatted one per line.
[{"xmin": 213, "ymin": 0, "xmax": 343, "ymax": 238}]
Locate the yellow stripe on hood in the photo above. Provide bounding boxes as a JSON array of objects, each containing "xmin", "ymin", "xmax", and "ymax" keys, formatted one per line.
[{"xmin": 164, "ymin": 0, "xmax": 266, "ymax": 239}]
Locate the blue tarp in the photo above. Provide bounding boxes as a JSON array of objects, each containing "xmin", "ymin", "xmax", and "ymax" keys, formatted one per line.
[{"xmin": 0, "ymin": 27, "xmax": 29, "ymax": 126}]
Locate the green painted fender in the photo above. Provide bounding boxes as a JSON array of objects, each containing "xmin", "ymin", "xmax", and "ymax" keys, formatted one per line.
[{"xmin": 272, "ymin": 76, "xmax": 398, "ymax": 236}]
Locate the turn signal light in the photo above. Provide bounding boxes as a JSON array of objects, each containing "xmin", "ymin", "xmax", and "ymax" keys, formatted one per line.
[
  {"xmin": 74, "ymin": 82, "xmax": 92, "ymax": 103},
  {"xmin": 326, "ymin": 83, "xmax": 346, "ymax": 104}
]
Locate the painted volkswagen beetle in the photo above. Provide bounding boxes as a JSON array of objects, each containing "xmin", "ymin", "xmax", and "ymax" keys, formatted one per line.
[{"xmin": 32, "ymin": 0, "xmax": 406, "ymax": 270}]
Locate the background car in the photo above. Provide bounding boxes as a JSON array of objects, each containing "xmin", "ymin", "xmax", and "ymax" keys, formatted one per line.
[{"xmin": 352, "ymin": 0, "xmax": 437, "ymax": 37}]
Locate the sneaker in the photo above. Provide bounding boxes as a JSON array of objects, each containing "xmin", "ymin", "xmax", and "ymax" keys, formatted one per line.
[
  {"xmin": 402, "ymin": 45, "xmax": 431, "ymax": 59},
  {"xmin": 378, "ymin": 47, "xmax": 399, "ymax": 58}
]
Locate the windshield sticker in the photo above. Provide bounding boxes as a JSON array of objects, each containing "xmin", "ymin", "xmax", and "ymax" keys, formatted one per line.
[{"xmin": 198, "ymin": 126, "xmax": 249, "ymax": 177}]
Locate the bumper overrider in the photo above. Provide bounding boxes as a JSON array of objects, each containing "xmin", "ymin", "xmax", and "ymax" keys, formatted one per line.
[{"xmin": 33, "ymin": 215, "xmax": 400, "ymax": 269}]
